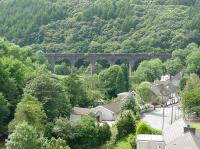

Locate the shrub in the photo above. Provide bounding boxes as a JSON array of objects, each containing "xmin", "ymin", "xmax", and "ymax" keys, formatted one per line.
[
  {"xmin": 136, "ymin": 121, "xmax": 161, "ymax": 135},
  {"xmin": 6, "ymin": 122, "xmax": 40, "ymax": 149},
  {"xmin": 116, "ymin": 111, "xmax": 136, "ymax": 139}
]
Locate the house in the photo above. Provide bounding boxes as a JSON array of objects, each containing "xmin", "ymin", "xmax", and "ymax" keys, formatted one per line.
[
  {"xmin": 136, "ymin": 134, "xmax": 165, "ymax": 149},
  {"xmin": 70, "ymin": 107, "xmax": 92, "ymax": 122},
  {"xmin": 70, "ymin": 92, "xmax": 134, "ymax": 122},
  {"xmin": 163, "ymin": 119, "xmax": 200, "ymax": 149},
  {"xmin": 92, "ymin": 101, "xmax": 122, "ymax": 122},
  {"xmin": 70, "ymin": 102, "xmax": 122, "ymax": 122},
  {"xmin": 117, "ymin": 92, "xmax": 129, "ymax": 100},
  {"xmin": 150, "ymin": 72, "xmax": 183, "ymax": 105}
]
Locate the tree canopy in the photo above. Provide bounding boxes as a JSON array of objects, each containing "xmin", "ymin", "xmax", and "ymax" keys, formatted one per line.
[{"xmin": 0, "ymin": 0, "xmax": 199, "ymax": 53}]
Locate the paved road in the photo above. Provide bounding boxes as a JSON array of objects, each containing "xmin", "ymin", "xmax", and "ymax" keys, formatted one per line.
[{"xmin": 142, "ymin": 105, "xmax": 182, "ymax": 130}]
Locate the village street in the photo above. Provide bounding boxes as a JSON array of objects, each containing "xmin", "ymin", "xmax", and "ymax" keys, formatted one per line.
[{"xmin": 142, "ymin": 104, "xmax": 182, "ymax": 130}]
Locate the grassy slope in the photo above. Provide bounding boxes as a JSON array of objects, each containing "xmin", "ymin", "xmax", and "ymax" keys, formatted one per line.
[{"xmin": 114, "ymin": 134, "xmax": 135, "ymax": 149}]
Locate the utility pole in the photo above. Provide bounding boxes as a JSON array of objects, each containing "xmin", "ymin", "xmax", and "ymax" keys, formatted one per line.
[
  {"xmin": 162, "ymin": 102, "xmax": 165, "ymax": 130},
  {"xmin": 171, "ymin": 97, "xmax": 174, "ymax": 124}
]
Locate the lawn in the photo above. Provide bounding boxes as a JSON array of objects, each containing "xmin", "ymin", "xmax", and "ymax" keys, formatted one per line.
[
  {"xmin": 192, "ymin": 122, "xmax": 200, "ymax": 131},
  {"xmin": 114, "ymin": 134, "xmax": 135, "ymax": 149}
]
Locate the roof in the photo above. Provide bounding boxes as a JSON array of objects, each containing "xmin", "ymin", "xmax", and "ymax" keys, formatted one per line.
[
  {"xmin": 71, "ymin": 107, "xmax": 92, "ymax": 115},
  {"xmin": 117, "ymin": 92, "xmax": 130, "ymax": 100},
  {"xmin": 102, "ymin": 101, "xmax": 122, "ymax": 114},
  {"xmin": 163, "ymin": 119, "xmax": 200, "ymax": 149},
  {"xmin": 117, "ymin": 92, "xmax": 129, "ymax": 96},
  {"xmin": 137, "ymin": 135, "xmax": 164, "ymax": 142}
]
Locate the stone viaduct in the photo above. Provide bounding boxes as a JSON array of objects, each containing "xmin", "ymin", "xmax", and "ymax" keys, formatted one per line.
[{"xmin": 45, "ymin": 53, "xmax": 171, "ymax": 76}]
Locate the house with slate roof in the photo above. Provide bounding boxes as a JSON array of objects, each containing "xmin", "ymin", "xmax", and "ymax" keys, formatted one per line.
[
  {"xmin": 70, "ymin": 107, "xmax": 92, "ymax": 122},
  {"xmin": 92, "ymin": 101, "xmax": 122, "ymax": 122},
  {"xmin": 163, "ymin": 119, "xmax": 200, "ymax": 149},
  {"xmin": 70, "ymin": 92, "xmax": 134, "ymax": 122}
]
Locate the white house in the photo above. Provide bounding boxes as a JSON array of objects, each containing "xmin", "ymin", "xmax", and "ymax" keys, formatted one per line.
[
  {"xmin": 70, "ymin": 92, "xmax": 134, "ymax": 122},
  {"xmin": 137, "ymin": 135, "xmax": 165, "ymax": 149},
  {"xmin": 92, "ymin": 101, "xmax": 122, "ymax": 122}
]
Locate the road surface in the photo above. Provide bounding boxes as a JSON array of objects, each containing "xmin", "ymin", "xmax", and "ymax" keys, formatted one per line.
[{"xmin": 142, "ymin": 105, "xmax": 182, "ymax": 130}]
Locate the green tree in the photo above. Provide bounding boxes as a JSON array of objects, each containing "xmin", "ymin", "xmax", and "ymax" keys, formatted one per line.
[
  {"xmin": 65, "ymin": 74, "xmax": 89, "ymax": 107},
  {"xmin": 53, "ymin": 116, "xmax": 111, "ymax": 149},
  {"xmin": 34, "ymin": 50, "xmax": 47, "ymax": 64},
  {"xmin": 115, "ymin": 68, "xmax": 127, "ymax": 94},
  {"xmin": 186, "ymin": 51, "xmax": 200, "ymax": 76},
  {"xmin": 116, "ymin": 111, "xmax": 136, "ymax": 139},
  {"xmin": 136, "ymin": 121, "xmax": 161, "ymax": 135},
  {"xmin": 0, "ymin": 93, "xmax": 10, "ymax": 132},
  {"xmin": 179, "ymin": 77, "xmax": 188, "ymax": 91},
  {"xmin": 182, "ymin": 87, "xmax": 200, "ymax": 115},
  {"xmin": 121, "ymin": 64, "xmax": 129, "ymax": 91},
  {"xmin": 137, "ymin": 82, "xmax": 159, "ymax": 105},
  {"xmin": 121, "ymin": 95, "xmax": 140, "ymax": 117},
  {"xmin": 97, "ymin": 123, "xmax": 111, "ymax": 144},
  {"xmin": 6, "ymin": 122, "xmax": 40, "ymax": 149},
  {"xmin": 133, "ymin": 59, "xmax": 164, "ymax": 83},
  {"xmin": 25, "ymin": 74, "xmax": 71, "ymax": 121},
  {"xmin": 8, "ymin": 94, "xmax": 46, "ymax": 133},
  {"xmin": 0, "ymin": 57, "xmax": 27, "ymax": 115},
  {"xmin": 55, "ymin": 63, "xmax": 70, "ymax": 75},
  {"xmin": 184, "ymin": 74, "xmax": 200, "ymax": 91},
  {"xmin": 99, "ymin": 65, "xmax": 127, "ymax": 98},
  {"xmin": 164, "ymin": 58, "xmax": 184, "ymax": 76},
  {"xmin": 41, "ymin": 137, "xmax": 70, "ymax": 149}
]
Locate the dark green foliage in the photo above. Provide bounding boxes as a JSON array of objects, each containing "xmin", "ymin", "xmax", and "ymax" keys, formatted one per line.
[
  {"xmin": 121, "ymin": 64, "xmax": 129, "ymax": 91},
  {"xmin": 0, "ymin": 38, "xmax": 34, "ymax": 120},
  {"xmin": 97, "ymin": 123, "xmax": 112, "ymax": 144},
  {"xmin": 179, "ymin": 77, "xmax": 188, "ymax": 91},
  {"xmin": 115, "ymin": 69, "xmax": 127, "ymax": 94},
  {"xmin": 0, "ymin": 93, "xmax": 10, "ymax": 133},
  {"xmin": 65, "ymin": 74, "xmax": 89, "ymax": 107},
  {"xmin": 0, "ymin": 0, "xmax": 67, "ymax": 46},
  {"xmin": 53, "ymin": 116, "xmax": 111, "ymax": 149},
  {"xmin": 133, "ymin": 59, "xmax": 164, "ymax": 83},
  {"xmin": 0, "ymin": 0, "xmax": 196, "ymax": 53},
  {"xmin": 186, "ymin": 51, "xmax": 200, "ymax": 75},
  {"xmin": 116, "ymin": 111, "xmax": 136, "ymax": 139},
  {"xmin": 34, "ymin": 50, "xmax": 48, "ymax": 64},
  {"xmin": 121, "ymin": 95, "xmax": 140, "ymax": 118},
  {"xmin": 55, "ymin": 63, "xmax": 70, "ymax": 75},
  {"xmin": 25, "ymin": 74, "xmax": 71, "ymax": 121},
  {"xmin": 164, "ymin": 58, "xmax": 184, "ymax": 76},
  {"xmin": 99, "ymin": 65, "xmax": 128, "ymax": 98}
]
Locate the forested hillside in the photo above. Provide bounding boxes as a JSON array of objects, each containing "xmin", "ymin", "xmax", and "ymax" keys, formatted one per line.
[{"xmin": 0, "ymin": 0, "xmax": 199, "ymax": 53}]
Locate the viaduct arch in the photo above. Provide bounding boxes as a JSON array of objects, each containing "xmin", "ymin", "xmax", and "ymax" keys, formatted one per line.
[{"xmin": 45, "ymin": 53, "xmax": 171, "ymax": 76}]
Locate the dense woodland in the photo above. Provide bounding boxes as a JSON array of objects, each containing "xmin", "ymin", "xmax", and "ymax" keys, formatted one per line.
[
  {"xmin": 0, "ymin": 0, "xmax": 200, "ymax": 53},
  {"xmin": 1, "ymin": 0, "xmax": 200, "ymax": 149}
]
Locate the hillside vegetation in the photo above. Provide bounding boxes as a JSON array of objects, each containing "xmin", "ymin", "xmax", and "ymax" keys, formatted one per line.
[{"xmin": 0, "ymin": 0, "xmax": 199, "ymax": 53}]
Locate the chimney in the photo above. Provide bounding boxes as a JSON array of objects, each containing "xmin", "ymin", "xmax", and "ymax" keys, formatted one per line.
[{"xmin": 184, "ymin": 125, "xmax": 196, "ymax": 135}]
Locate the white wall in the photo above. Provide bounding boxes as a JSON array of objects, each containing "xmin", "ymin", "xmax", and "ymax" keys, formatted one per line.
[
  {"xmin": 137, "ymin": 141, "xmax": 165, "ymax": 149},
  {"xmin": 92, "ymin": 106, "xmax": 115, "ymax": 121}
]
